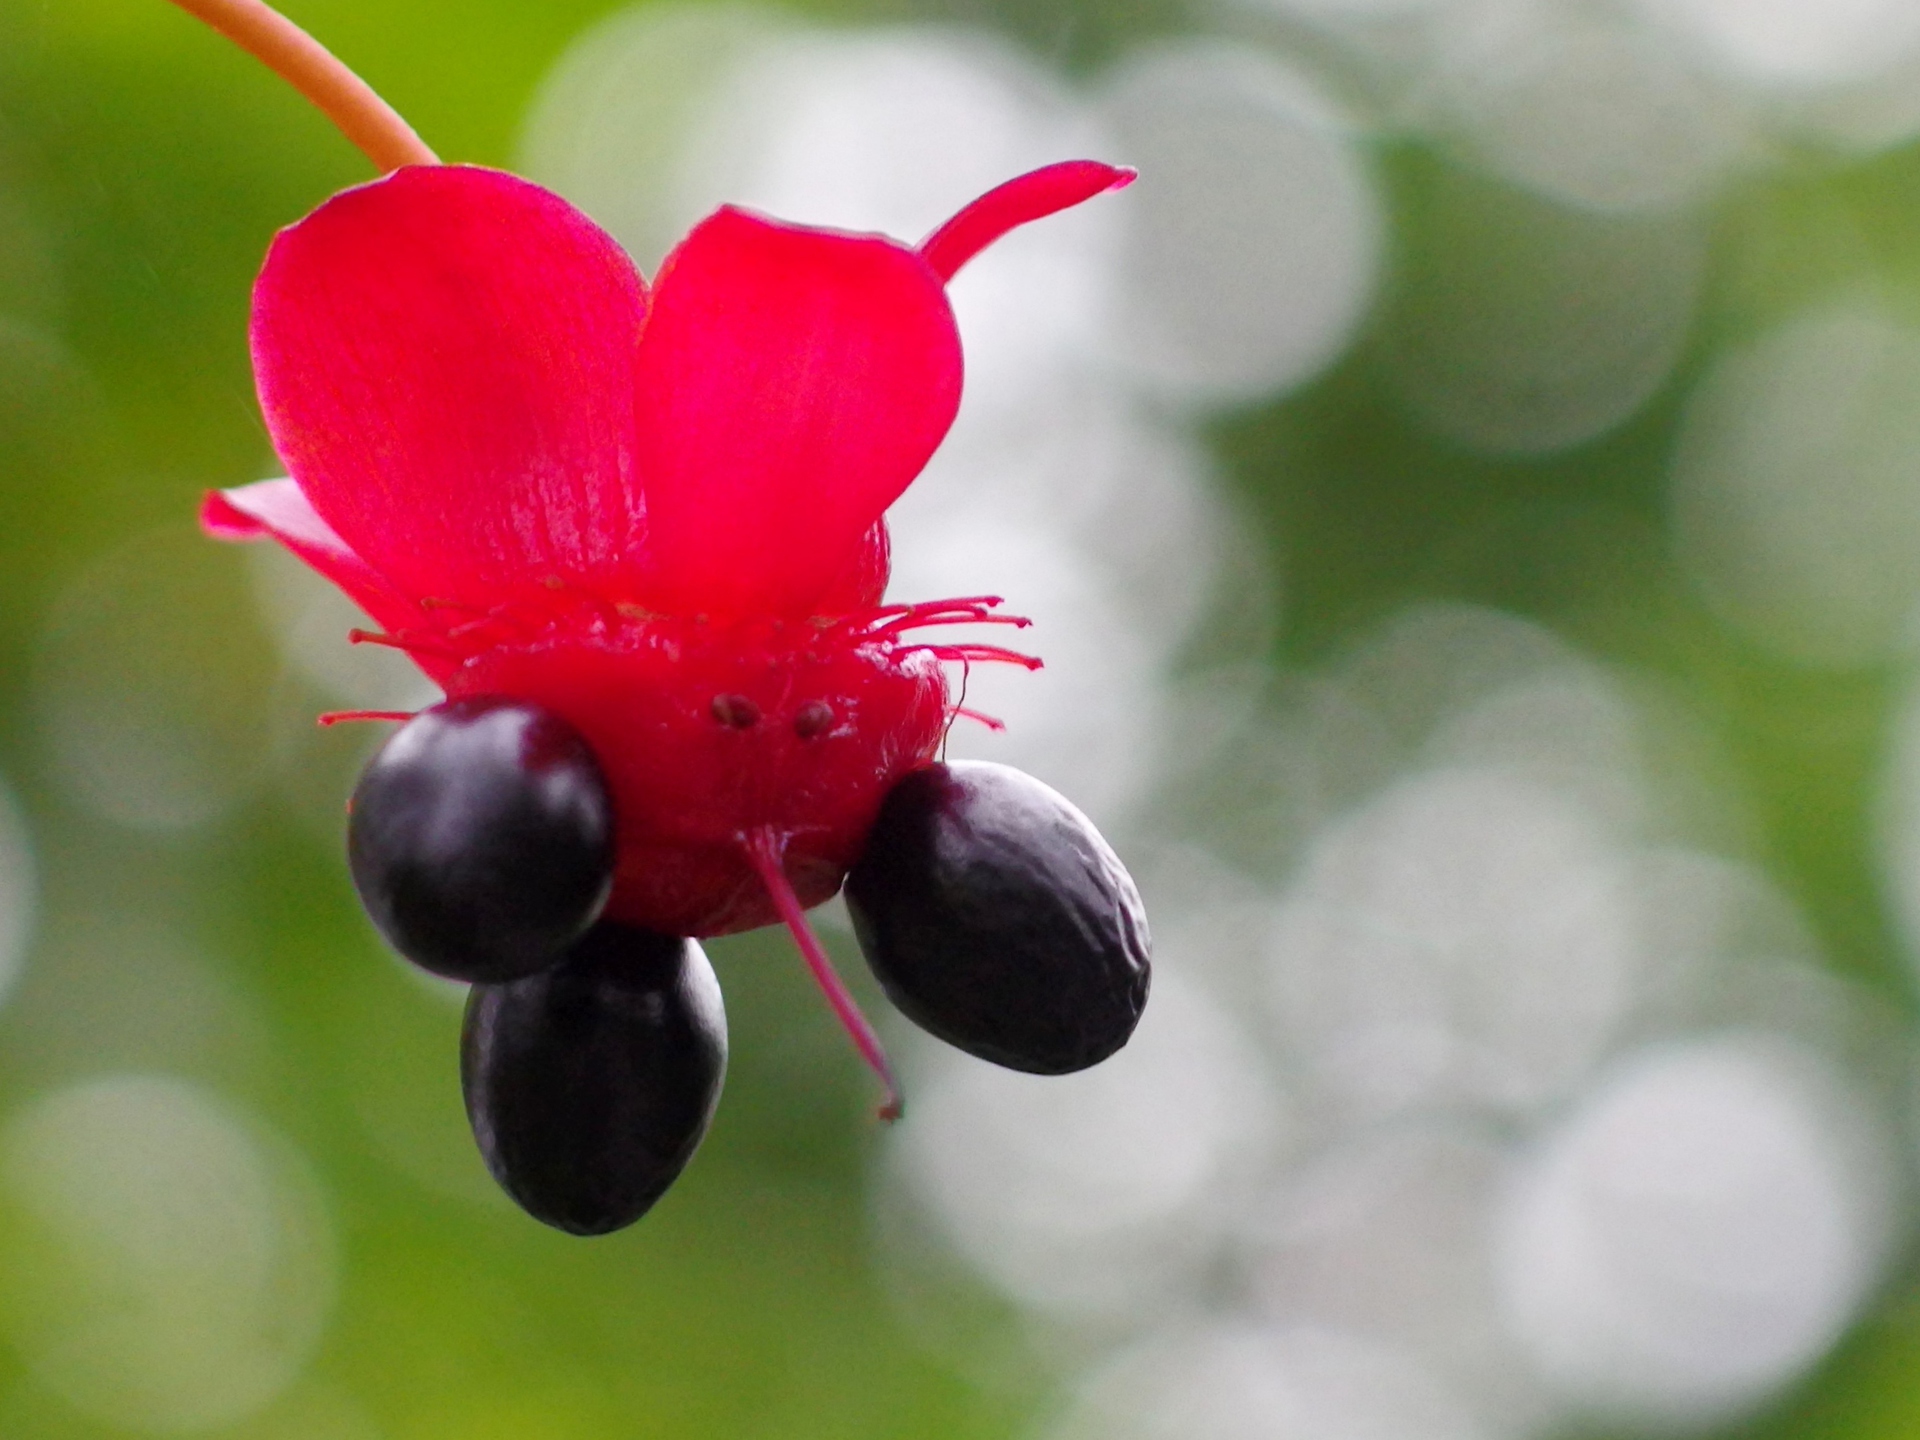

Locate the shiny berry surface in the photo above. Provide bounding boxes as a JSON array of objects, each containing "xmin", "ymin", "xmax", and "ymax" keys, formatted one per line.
[
  {"xmin": 844, "ymin": 760, "xmax": 1151, "ymax": 1074},
  {"xmin": 461, "ymin": 923, "xmax": 727, "ymax": 1236},
  {"xmin": 347, "ymin": 697, "xmax": 614, "ymax": 983}
]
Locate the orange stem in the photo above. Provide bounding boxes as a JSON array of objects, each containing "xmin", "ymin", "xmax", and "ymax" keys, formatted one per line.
[
  {"xmin": 743, "ymin": 829, "xmax": 903, "ymax": 1122},
  {"xmin": 165, "ymin": 0, "xmax": 437, "ymax": 172}
]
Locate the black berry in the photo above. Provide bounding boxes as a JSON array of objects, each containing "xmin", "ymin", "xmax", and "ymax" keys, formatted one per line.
[
  {"xmin": 844, "ymin": 760, "xmax": 1151, "ymax": 1075},
  {"xmin": 347, "ymin": 697, "xmax": 614, "ymax": 983},
  {"xmin": 461, "ymin": 923, "xmax": 727, "ymax": 1235}
]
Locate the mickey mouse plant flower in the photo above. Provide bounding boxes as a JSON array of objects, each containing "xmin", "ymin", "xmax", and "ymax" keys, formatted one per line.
[{"xmin": 173, "ymin": 0, "xmax": 1150, "ymax": 1232}]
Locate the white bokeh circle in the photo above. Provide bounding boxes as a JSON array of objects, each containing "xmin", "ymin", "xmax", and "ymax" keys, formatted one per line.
[
  {"xmin": 1049, "ymin": 1322, "xmax": 1493, "ymax": 1440},
  {"xmin": 1096, "ymin": 42, "xmax": 1383, "ymax": 405},
  {"xmin": 1672, "ymin": 298, "xmax": 1920, "ymax": 668},
  {"xmin": 1381, "ymin": 164, "xmax": 1707, "ymax": 454},
  {"xmin": 0, "ymin": 1074, "xmax": 336, "ymax": 1431},
  {"xmin": 1494, "ymin": 1035, "xmax": 1894, "ymax": 1425},
  {"xmin": 891, "ymin": 973, "xmax": 1279, "ymax": 1323}
]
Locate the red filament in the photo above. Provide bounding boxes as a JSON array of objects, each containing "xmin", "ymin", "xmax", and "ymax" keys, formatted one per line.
[
  {"xmin": 317, "ymin": 709, "xmax": 416, "ymax": 726},
  {"xmin": 951, "ymin": 706, "xmax": 1007, "ymax": 731},
  {"xmin": 743, "ymin": 827, "xmax": 902, "ymax": 1122}
]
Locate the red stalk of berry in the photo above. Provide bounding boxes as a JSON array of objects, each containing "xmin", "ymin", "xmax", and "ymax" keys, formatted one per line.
[{"xmin": 175, "ymin": 0, "xmax": 1134, "ymax": 1121}]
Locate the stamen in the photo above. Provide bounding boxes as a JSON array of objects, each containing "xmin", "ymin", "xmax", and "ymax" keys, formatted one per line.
[
  {"xmin": 742, "ymin": 828, "xmax": 902, "ymax": 1122},
  {"xmin": 950, "ymin": 644, "xmax": 1044, "ymax": 669},
  {"xmin": 317, "ymin": 709, "xmax": 416, "ymax": 727},
  {"xmin": 951, "ymin": 706, "xmax": 1007, "ymax": 732},
  {"xmin": 856, "ymin": 594, "xmax": 1035, "ymax": 643},
  {"xmin": 870, "ymin": 609, "xmax": 1032, "ymax": 639},
  {"xmin": 904, "ymin": 593, "xmax": 1005, "ymax": 612},
  {"xmin": 864, "ymin": 594, "xmax": 1005, "ymax": 620},
  {"xmin": 902, "ymin": 642, "xmax": 1044, "ymax": 671},
  {"xmin": 165, "ymin": 0, "xmax": 437, "ymax": 172},
  {"xmin": 347, "ymin": 627, "xmax": 458, "ymax": 660}
]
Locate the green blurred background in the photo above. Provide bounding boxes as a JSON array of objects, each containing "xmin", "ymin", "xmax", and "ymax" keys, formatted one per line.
[{"xmin": 5, "ymin": 0, "xmax": 1920, "ymax": 1436}]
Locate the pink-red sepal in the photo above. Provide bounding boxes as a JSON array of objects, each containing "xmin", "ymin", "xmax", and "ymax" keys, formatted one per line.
[
  {"xmin": 919, "ymin": 160, "xmax": 1136, "ymax": 282},
  {"xmin": 200, "ymin": 479, "xmax": 448, "ymax": 664},
  {"xmin": 632, "ymin": 207, "xmax": 960, "ymax": 620},
  {"xmin": 250, "ymin": 164, "xmax": 651, "ymax": 614}
]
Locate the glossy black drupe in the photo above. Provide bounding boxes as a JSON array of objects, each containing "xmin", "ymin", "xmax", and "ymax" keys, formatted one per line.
[
  {"xmin": 348, "ymin": 697, "xmax": 614, "ymax": 983},
  {"xmin": 462, "ymin": 923, "xmax": 727, "ymax": 1235},
  {"xmin": 844, "ymin": 760, "xmax": 1151, "ymax": 1075}
]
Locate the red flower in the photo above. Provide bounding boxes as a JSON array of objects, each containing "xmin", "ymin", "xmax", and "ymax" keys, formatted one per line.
[{"xmin": 204, "ymin": 159, "xmax": 1131, "ymax": 938}]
